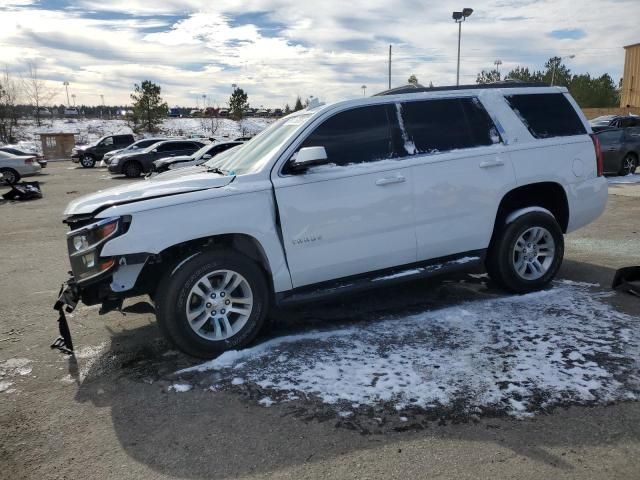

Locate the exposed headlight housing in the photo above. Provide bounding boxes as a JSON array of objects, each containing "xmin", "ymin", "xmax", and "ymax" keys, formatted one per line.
[{"xmin": 67, "ymin": 217, "xmax": 127, "ymax": 283}]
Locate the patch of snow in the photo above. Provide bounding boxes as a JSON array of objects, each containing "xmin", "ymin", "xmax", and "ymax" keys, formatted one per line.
[
  {"xmin": 607, "ymin": 173, "xmax": 640, "ymax": 185},
  {"xmin": 373, "ymin": 268, "xmax": 423, "ymax": 281},
  {"xmin": 231, "ymin": 377, "xmax": 245, "ymax": 385},
  {"xmin": 337, "ymin": 410, "xmax": 353, "ymax": 418},
  {"xmin": 399, "ymin": 416, "xmax": 409, "ymax": 422},
  {"xmin": 259, "ymin": 397, "xmax": 275, "ymax": 407},
  {"xmin": 184, "ymin": 284, "xmax": 640, "ymax": 419},
  {"xmin": 170, "ymin": 383, "xmax": 192, "ymax": 393},
  {"xmin": 0, "ymin": 358, "xmax": 32, "ymax": 378},
  {"xmin": 0, "ymin": 381, "xmax": 14, "ymax": 392},
  {"xmin": 558, "ymin": 279, "xmax": 600, "ymax": 288},
  {"xmin": 451, "ymin": 256, "xmax": 480, "ymax": 264},
  {"xmin": 372, "ymin": 257, "xmax": 479, "ymax": 282},
  {"xmin": 395, "ymin": 103, "xmax": 417, "ymax": 155}
]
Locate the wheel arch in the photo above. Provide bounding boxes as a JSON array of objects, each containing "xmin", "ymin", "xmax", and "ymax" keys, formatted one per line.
[
  {"xmin": 138, "ymin": 233, "xmax": 275, "ymax": 300},
  {"xmin": 491, "ymin": 182, "xmax": 569, "ymax": 243}
]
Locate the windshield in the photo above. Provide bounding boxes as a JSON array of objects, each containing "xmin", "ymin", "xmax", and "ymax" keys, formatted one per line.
[
  {"xmin": 204, "ymin": 114, "xmax": 313, "ymax": 175},
  {"xmin": 590, "ymin": 116, "xmax": 614, "ymax": 125},
  {"xmin": 192, "ymin": 143, "xmax": 214, "ymax": 160}
]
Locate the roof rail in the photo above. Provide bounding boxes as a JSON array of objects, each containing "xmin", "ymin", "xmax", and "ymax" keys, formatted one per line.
[{"xmin": 374, "ymin": 81, "xmax": 550, "ymax": 96}]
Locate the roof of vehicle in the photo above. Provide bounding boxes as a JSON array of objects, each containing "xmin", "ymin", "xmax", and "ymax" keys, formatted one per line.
[{"xmin": 374, "ymin": 81, "xmax": 550, "ymax": 96}]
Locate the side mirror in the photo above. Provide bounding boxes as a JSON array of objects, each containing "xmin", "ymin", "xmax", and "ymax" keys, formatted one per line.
[
  {"xmin": 202, "ymin": 154, "xmax": 212, "ymax": 160},
  {"xmin": 289, "ymin": 146, "xmax": 328, "ymax": 172}
]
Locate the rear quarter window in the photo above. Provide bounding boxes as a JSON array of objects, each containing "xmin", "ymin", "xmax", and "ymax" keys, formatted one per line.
[{"xmin": 504, "ymin": 93, "xmax": 586, "ymax": 139}]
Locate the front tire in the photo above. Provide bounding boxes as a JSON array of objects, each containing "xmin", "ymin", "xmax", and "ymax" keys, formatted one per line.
[
  {"xmin": 155, "ymin": 250, "xmax": 270, "ymax": 358},
  {"xmin": 486, "ymin": 211, "xmax": 564, "ymax": 294},
  {"xmin": 80, "ymin": 155, "xmax": 96, "ymax": 168}
]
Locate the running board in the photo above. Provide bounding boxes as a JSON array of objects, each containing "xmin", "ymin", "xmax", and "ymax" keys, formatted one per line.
[{"xmin": 276, "ymin": 250, "xmax": 486, "ymax": 306}]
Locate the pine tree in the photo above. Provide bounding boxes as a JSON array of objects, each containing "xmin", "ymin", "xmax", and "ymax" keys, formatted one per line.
[
  {"xmin": 293, "ymin": 96, "xmax": 304, "ymax": 111},
  {"xmin": 130, "ymin": 80, "xmax": 168, "ymax": 132},
  {"xmin": 229, "ymin": 87, "xmax": 249, "ymax": 120},
  {"xmin": 284, "ymin": 103, "xmax": 291, "ymax": 114}
]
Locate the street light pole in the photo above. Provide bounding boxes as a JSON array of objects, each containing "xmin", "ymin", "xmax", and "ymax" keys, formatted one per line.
[
  {"xmin": 63, "ymin": 81, "xmax": 70, "ymax": 106},
  {"xmin": 452, "ymin": 8, "xmax": 473, "ymax": 87},
  {"xmin": 361, "ymin": 85, "xmax": 367, "ymax": 97}
]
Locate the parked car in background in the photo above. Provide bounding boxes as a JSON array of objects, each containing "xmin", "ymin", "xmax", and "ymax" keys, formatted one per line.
[
  {"xmin": 58, "ymin": 84, "xmax": 607, "ymax": 358},
  {"xmin": 71, "ymin": 134, "xmax": 135, "ymax": 168},
  {"xmin": 101, "ymin": 137, "xmax": 167, "ymax": 167},
  {"xmin": 64, "ymin": 108, "xmax": 79, "ymax": 117},
  {"xmin": 0, "ymin": 150, "xmax": 42, "ymax": 184},
  {"xmin": 590, "ymin": 115, "xmax": 640, "ymax": 132},
  {"xmin": 596, "ymin": 127, "xmax": 640, "ymax": 176},
  {"xmin": 108, "ymin": 139, "xmax": 206, "ymax": 177},
  {"xmin": 152, "ymin": 141, "xmax": 243, "ymax": 173},
  {"xmin": 0, "ymin": 147, "xmax": 47, "ymax": 168},
  {"xmin": 234, "ymin": 136, "xmax": 253, "ymax": 142}
]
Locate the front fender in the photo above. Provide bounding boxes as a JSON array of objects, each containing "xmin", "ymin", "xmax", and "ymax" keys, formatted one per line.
[{"xmin": 99, "ymin": 188, "xmax": 293, "ymax": 292}]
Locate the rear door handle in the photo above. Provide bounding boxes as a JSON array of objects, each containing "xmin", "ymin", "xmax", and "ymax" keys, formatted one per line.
[
  {"xmin": 375, "ymin": 175, "xmax": 406, "ymax": 186},
  {"xmin": 479, "ymin": 159, "xmax": 505, "ymax": 168}
]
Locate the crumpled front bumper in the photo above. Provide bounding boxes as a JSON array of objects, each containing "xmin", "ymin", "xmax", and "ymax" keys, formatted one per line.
[{"xmin": 52, "ymin": 278, "xmax": 80, "ymax": 355}]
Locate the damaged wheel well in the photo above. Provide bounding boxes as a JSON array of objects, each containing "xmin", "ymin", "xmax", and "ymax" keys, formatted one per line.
[{"xmin": 138, "ymin": 234, "xmax": 274, "ymax": 299}]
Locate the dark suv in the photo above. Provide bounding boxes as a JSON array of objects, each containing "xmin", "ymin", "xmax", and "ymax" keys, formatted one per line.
[
  {"xmin": 108, "ymin": 139, "xmax": 206, "ymax": 177},
  {"xmin": 71, "ymin": 134, "xmax": 135, "ymax": 168}
]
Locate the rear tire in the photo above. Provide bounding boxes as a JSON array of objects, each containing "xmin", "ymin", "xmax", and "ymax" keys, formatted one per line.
[
  {"xmin": 0, "ymin": 168, "xmax": 20, "ymax": 185},
  {"xmin": 123, "ymin": 161, "xmax": 142, "ymax": 178},
  {"xmin": 618, "ymin": 153, "xmax": 637, "ymax": 176},
  {"xmin": 80, "ymin": 155, "xmax": 96, "ymax": 168},
  {"xmin": 155, "ymin": 250, "xmax": 270, "ymax": 358},
  {"xmin": 486, "ymin": 211, "xmax": 564, "ymax": 293}
]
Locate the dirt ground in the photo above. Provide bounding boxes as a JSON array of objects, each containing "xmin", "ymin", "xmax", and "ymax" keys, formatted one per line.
[{"xmin": 1, "ymin": 163, "xmax": 639, "ymax": 480}]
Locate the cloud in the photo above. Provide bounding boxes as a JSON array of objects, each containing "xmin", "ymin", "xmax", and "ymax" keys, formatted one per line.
[
  {"xmin": 0, "ymin": 0, "xmax": 636, "ymax": 107},
  {"xmin": 549, "ymin": 28, "xmax": 587, "ymax": 40}
]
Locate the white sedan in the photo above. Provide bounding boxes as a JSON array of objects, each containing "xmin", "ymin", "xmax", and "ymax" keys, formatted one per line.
[{"xmin": 0, "ymin": 150, "xmax": 42, "ymax": 184}]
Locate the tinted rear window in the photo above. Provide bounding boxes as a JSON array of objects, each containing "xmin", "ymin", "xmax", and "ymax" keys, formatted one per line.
[
  {"xmin": 396, "ymin": 98, "xmax": 499, "ymax": 155},
  {"xmin": 504, "ymin": 93, "xmax": 586, "ymax": 139}
]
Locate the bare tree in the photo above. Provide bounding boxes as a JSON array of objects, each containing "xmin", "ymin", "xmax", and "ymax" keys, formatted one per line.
[
  {"xmin": 22, "ymin": 62, "xmax": 56, "ymax": 127},
  {"xmin": 0, "ymin": 67, "xmax": 21, "ymax": 143}
]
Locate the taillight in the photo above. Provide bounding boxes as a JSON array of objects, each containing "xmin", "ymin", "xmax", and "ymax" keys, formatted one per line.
[
  {"xmin": 590, "ymin": 133, "xmax": 603, "ymax": 177},
  {"xmin": 24, "ymin": 157, "xmax": 34, "ymax": 165}
]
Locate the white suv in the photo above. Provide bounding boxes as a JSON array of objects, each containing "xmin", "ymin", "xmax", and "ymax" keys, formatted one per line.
[{"xmin": 54, "ymin": 84, "xmax": 608, "ymax": 358}]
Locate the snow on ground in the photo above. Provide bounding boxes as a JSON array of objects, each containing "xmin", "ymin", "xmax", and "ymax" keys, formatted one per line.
[
  {"xmin": 608, "ymin": 173, "xmax": 640, "ymax": 185},
  {"xmin": 179, "ymin": 283, "xmax": 640, "ymax": 421},
  {"xmin": 5, "ymin": 117, "xmax": 275, "ymax": 153},
  {"xmin": 0, "ymin": 357, "xmax": 33, "ymax": 394}
]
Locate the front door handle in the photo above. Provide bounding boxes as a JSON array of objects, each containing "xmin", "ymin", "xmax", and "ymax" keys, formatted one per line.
[
  {"xmin": 479, "ymin": 159, "xmax": 505, "ymax": 168},
  {"xmin": 375, "ymin": 175, "xmax": 406, "ymax": 186}
]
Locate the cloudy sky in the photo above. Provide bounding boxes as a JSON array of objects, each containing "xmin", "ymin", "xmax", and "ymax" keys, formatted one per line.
[{"xmin": 1, "ymin": 0, "xmax": 638, "ymax": 108}]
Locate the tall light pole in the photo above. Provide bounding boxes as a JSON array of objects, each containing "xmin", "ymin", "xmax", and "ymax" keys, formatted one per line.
[
  {"xmin": 452, "ymin": 7, "xmax": 473, "ymax": 86},
  {"xmin": 71, "ymin": 94, "xmax": 76, "ymax": 106},
  {"xmin": 63, "ymin": 81, "xmax": 71, "ymax": 106},
  {"xmin": 361, "ymin": 85, "xmax": 367, "ymax": 97},
  {"xmin": 550, "ymin": 54, "xmax": 575, "ymax": 86},
  {"xmin": 494, "ymin": 59, "xmax": 502, "ymax": 75},
  {"xmin": 100, "ymin": 94, "xmax": 104, "ymax": 118}
]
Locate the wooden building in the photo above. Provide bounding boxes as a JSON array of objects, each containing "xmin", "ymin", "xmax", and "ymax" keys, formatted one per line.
[
  {"xmin": 38, "ymin": 132, "xmax": 77, "ymax": 160},
  {"xmin": 621, "ymin": 42, "xmax": 640, "ymax": 108}
]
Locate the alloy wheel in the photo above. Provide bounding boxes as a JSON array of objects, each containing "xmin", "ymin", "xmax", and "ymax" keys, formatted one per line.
[
  {"xmin": 512, "ymin": 226, "xmax": 556, "ymax": 280},
  {"xmin": 185, "ymin": 269, "xmax": 254, "ymax": 341}
]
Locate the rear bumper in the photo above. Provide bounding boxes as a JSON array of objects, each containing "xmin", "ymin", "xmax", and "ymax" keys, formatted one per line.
[{"xmin": 566, "ymin": 176, "xmax": 608, "ymax": 233}]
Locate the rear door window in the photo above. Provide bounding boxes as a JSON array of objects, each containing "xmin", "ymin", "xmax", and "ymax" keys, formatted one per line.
[
  {"xmin": 157, "ymin": 142, "xmax": 184, "ymax": 152},
  {"xmin": 395, "ymin": 98, "xmax": 499, "ymax": 156},
  {"xmin": 597, "ymin": 129, "xmax": 623, "ymax": 144},
  {"xmin": 296, "ymin": 104, "xmax": 394, "ymax": 167},
  {"xmin": 504, "ymin": 93, "xmax": 587, "ymax": 139}
]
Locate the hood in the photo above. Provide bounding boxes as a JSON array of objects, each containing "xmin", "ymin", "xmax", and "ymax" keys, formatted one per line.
[
  {"xmin": 104, "ymin": 149, "xmax": 122, "ymax": 158},
  {"xmin": 154, "ymin": 155, "xmax": 192, "ymax": 166},
  {"xmin": 64, "ymin": 169, "xmax": 234, "ymax": 215}
]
